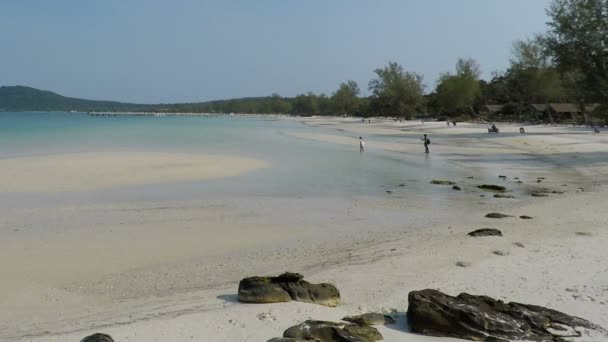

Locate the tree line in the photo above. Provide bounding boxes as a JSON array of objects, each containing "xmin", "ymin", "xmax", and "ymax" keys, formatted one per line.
[{"xmin": 170, "ymin": 0, "xmax": 606, "ymax": 124}]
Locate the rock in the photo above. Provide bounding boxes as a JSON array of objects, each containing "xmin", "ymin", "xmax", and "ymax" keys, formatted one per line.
[
  {"xmin": 398, "ymin": 183, "xmax": 406, "ymax": 187},
  {"xmin": 519, "ymin": 215, "xmax": 533, "ymax": 219},
  {"xmin": 238, "ymin": 272, "xmax": 340, "ymax": 307},
  {"xmin": 385, "ymin": 190, "xmax": 392, "ymax": 194},
  {"xmin": 407, "ymin": 289, "xmax": 608, "ymax": 341},
  {"xmin": 81, "ymin": 334, "xmax": 114, "ymax": 342},
  {"xmin": 431, "ymin": 180, "xmax": 456, "ymax": 185},
  {"xmin": 468, "ymin": 228, "xmax": 502, "ymax": 237},
  {"xmin": 485, "ymin": 213, "xmax": 512, "ymax": 218},
  {"xmin": 537, "ymin": 179, "xmax": 542, "ymax": 183},
  {"xmin": 498, "ymin": 175, "xmax": 507, "ymax": 179},
  {"xmin": 343, "ymin": 313, "xmax": 396, "ymax": 325},
  {"xmin": 477, "ymin": 184, "xmax": 506, "ymax": 191},
  {"xmin": 575, "ymin": 232, "xmax": 592, "ymax": 236},
  {"xmin": 492, "ymin": 250, "xmax": 509, "ymax": 256},
  {"xmin": 456, "ymin": 261, "xmax": 471, "ymax": 267},
  {"xmin": 282, "ymin": 320, "xmax": 382, "ymax": 341},
  {"xmin": 516, "ymin": 180, "xmax": 523, "ymax": 184},
  {"xmin": 452, "ymin": 185, "xmax": 461, "ymax": 191},
  {"xmin": 513, "ymin": 242, "xmax": 525, "ymax": 248},
  {"xmin": 343, "ymin": 325, "xmax": 383, "ymax": 341},
  {"xmin": 531, "ymin": 192, "xmax": 548, "ymax": 197},
  {"xmin": 467, "ymin": 176, "xmax": 475, "ymax": 179},
  {"xmin": 267, "ymin": 338, "xmax": 309, "ymax": 342},
  {"xmin": 493, "ymin": 194, "xmax": 515, "ymax": 199}
]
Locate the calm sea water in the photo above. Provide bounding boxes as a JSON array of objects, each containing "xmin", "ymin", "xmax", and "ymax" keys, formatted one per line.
[{"xmin": 0, "ymin": 112, "xmax": 459, "ymax": 205}]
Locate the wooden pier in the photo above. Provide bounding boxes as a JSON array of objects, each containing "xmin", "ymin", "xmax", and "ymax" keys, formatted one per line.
[{"xmin": 88, "ymin": 112, "xmax": 288, "ymax": 119}]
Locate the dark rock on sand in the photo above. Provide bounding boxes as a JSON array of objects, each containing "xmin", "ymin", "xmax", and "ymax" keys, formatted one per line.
[
  {"xmin": 267, "ymin": 338, "xmax": 309, "ymax": 342},
  {"xmin": 520, "ymin": 215, "xmax": 533, "ymax": 219},
  {"xmin": 468, "ymin": 228, "xmax": 502, "ymax": 237},
  {"xmin": 531, "ymin": 192, "xmax": 548, "ymax": 197},
  {"xmin": 485, "ymin": 213, "xmax": 512, "ymax": 218},
  {"xmin": 238, "ymin": 272, "xmax": 340, "ymax": 307},
  {"xmin": 513, "ymin": 242, "xmax": 525, "ymax": 248},
  {"xmin": 492, "ymin": 250, "xmax": 509, "ymax": 256},
  {"xmin": 343, "ymin": 313, "xmax": 396, "ymax": 325},
  {"xmin": 452, "ymin": 185, "xmax": 461, "ymax": 191},
  {"xmin": 407, "ymin": 289, "xmax": 608, "ymax": 341},
  {"xmin": 498, "ymin": 175, "xmax": 507, "ymax": 179},
  {"xmin": 477, "ymin": 184, "xmax": 506, "ymax": 192},
  {"xmin": 494, "ymin": 194, "xmax": 515, "ymax": 199},
  {"xmin": 431, "ymin": 180, "xmax": 456, "ymax": 185},
  {"xmin": 282, "ymin": 320, "xmax": 382, "ymax": 342},
  {"xmin": 81, "ymin": 334, "xmax": 114, "ymax": 342},
  {"xmin": 456, "ymin": 261, "xmax": 471, "ymax": 267}
]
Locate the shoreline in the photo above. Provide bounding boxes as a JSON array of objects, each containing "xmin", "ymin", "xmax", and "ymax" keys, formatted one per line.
[{"xmin": 1, "ymin": 117, "xmax": 607, "ymax": 341}]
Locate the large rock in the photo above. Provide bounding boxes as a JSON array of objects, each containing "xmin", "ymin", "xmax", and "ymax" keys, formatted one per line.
[
  {"xmin": 81, "ymin": 333, "xmax": 114, "ymax": 342},
  {"xmin": 281, "ymin": 320, "xmax": 381, "ymax": 342},
  {"xmin": 343, "ymin": 313, "xmax": 396, "ymax": 325},
  {"xmin": 238, "ymin": 272, "xmax": 340, "ymax": 307},
  {"xmin": 468, "ymin": 228, "xmax": 502, "ymax": 237},
  {"xmin": 478, "ymin": 184, "xmax": 506, "ymax": 192},
  {"xmin": 407, "ymin": 289, "xmax": 607, "ymax": 341}
]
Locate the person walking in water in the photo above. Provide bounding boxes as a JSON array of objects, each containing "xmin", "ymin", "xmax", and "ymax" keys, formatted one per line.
[
  {"xmin": 423, "ymin": 134, "xmax": 430, "ymax": 154},
  {"xmin": 359, "ymin": 137, "xmax": 365, "ymax": 153}
]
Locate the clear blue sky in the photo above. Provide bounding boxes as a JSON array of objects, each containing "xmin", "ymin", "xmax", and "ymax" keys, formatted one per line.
[{"xmin": 0, "ymin": 0, "xmax": 551, "ymax": 104}]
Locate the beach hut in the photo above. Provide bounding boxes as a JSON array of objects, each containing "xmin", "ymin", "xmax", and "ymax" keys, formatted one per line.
[{"xmin": 547, "ymin": 103, "xmax": 600, "ymax": 123}]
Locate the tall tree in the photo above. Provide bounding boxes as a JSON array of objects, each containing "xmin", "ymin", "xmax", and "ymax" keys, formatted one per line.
[
  {"xmin": 434, "ymin": 58, "xmax": 481, "ymax": 116},
  {"xmin": 368, "ymin": 62, "xmax": 425, "ymax": 118},
  {"xmin": 544, "ymin": 0, "xmax": 608, "ymax": 101},
  {"xmin": 331, "ymin": 80, "xmax": 360, "ymax": 115}
]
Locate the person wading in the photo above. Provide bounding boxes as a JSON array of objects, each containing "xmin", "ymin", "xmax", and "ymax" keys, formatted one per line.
[
  {"xmin": 359, "ymin": 137, "xmax": 365, "ymax": 153},
  {"xmin": 423, "ymin": 134, "xmax": 430, "ymax": 154}
]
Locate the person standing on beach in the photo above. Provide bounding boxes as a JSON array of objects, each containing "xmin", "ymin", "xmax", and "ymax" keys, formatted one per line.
[
  {"xmin": 423, "ymin": 134, "xmax": 430, "ymax": 154},
  {"xmin": 359, "ymin": 137, "xmax": 365, "ymax": 153}
]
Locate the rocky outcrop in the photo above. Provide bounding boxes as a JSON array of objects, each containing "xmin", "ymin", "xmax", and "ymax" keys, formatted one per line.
[
  {"xmin": 485, "ymin": 213, "xmax": 513, "ymax": 218},
  {"xmin": 80, "ymin": 333, "xmax": 114, "ymax": 342},
  {"xmin": 431, "ymin": 180, "xmax": 456, "ymax": 185},
  {"xmin": 520, "ymin": 215, "xmax": 533, "ymax": 219},
  {"xmin": 452, "ymin": 185, "xmax": 462, "ymax": 191},
  {"xmin": 494, "ymin": 194, "xmax": 515, "ymax": 199},
  {"xmin": 278, "ymin": 320, "xmax": 382, "ymax": 342},
  {"xmin": 407, "ymin": 289, "xmax": 607, "ymax": 341},
  {"xmin": 343, "ymin": 313, "xmax": 396, "ymax": 325},
  {"xmin": 468, "ymin": 228, "xmax": 502, "ymax": 237},
  {"xmin": 238, "ymin": 272, "xmax": 340, "ymax": 307},
  {"xmin": 477, "ymin": 185, "xmax": 506, "ymax": 192}
]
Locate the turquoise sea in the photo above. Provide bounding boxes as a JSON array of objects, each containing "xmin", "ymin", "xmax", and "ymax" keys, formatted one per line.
[{"xmin": 0, "ymin": 112, "xmax": 459, "ymax": 205}]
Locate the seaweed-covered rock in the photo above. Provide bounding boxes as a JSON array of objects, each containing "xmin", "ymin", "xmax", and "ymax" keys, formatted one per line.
[
  {"xmin": 485, "ymin": 213, "xmax": 513, "ymax": 219},
  {"xmin": 281, "ymin": 320, "xmax": 381, "ymax": 341},
  {"xmin": 81, "ymin": 334, "xmax": 114, "ymax": 342},
  {"xmin": 520, "ymin": 215, "xmax": 533, "ymax": 220},
  {"xmin": 477, "ymin": 184, "xmax": 506, "ymax": 192},
  {"xmin": 452, "ymin": 185, "xmax": 462, "ymax": 191},
  {"xmin": 431, "ymin": 180, "xmax": 456, "ymax": 185},
  {"xmin": 238, "ymin": 272, "xmax": 340, "ymax": 306},
  {"xmin": 342, "ymin": 313, "xmax": 396, "ymax": 325},
  {"xmin": 468, "ymin": 228, "xmax": 502, "ymax": 237},
  {"xmin": 494, "ymin": 194, "xmax": 515, "ymax": 199},
  {"xmin": 407, "ymin": 289, "xmax": 607, "ymax": 341}
]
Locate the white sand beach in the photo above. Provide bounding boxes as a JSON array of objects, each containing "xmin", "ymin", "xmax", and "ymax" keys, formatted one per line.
[{"xmin": 1, "ymin": 118, "xmax": 607, "ymax": 341}]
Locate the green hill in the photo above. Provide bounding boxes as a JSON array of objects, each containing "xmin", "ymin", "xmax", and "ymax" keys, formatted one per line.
[
  {"xmin": 0, "ymin": 86, "xmax": 151, "ymax": 112},
  {"xmin": 0, "ymin": 86, "xmax": 294, "ymax": 114}
]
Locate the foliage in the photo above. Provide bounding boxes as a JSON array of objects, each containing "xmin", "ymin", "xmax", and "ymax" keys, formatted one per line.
[
  {"xmin": 434, "ymin": 58, "xmax": 481, "ymax": 116},
  {"xmin": 368, "ymin": 62, "xmax": 425, "ymax": 118}
]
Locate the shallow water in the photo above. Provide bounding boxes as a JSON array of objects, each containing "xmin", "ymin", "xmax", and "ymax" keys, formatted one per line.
[{"xmin": 0, "ymin": 112, "xmax": 469, "ymax": 206}]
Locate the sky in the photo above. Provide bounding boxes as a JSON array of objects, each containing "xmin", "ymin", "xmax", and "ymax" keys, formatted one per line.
[{"xmin": 0, "ymin": 0, "xmax": 551, "ymax": 104}]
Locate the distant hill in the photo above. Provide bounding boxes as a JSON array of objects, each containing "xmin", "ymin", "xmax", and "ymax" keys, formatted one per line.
[
  {"xmin": 0, "ymin": 86, "xmax": 298, "ymax": 114},
  {"xmin": 0, "ymin": 86, "xmax": 153, "ymax": 112}
]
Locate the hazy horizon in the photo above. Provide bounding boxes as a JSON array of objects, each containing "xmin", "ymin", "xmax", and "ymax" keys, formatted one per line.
[{"xmin": 1, "ymin": 0, "xmax": 551, "ymax": 104}]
